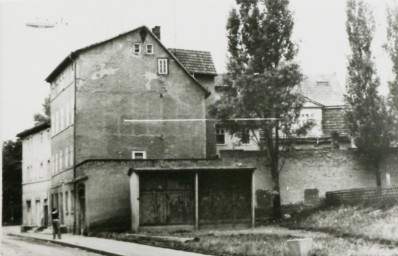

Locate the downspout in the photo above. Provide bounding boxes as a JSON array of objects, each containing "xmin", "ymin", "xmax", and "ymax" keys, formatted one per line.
[{"xmin": 69, "ymin": 54, "xmax": 78, "ymax": 234}]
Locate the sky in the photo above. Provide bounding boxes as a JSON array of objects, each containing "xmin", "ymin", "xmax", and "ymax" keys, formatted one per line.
[{"xmin": 0, "ymin": 0, "xmax": 394, "ymax": 142}]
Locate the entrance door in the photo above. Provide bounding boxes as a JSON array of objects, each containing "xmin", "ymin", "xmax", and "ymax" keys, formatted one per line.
[
  {"xmin": 139, "ymin": 172, "xmax": 194, "ymax": 226},
  {"xmin": 35, "ymin": 200, "xmax": 41, "ymax": 226},
  {"xmin": 78, "ymin": 185, "xmax": 85, "ymax": 235}
]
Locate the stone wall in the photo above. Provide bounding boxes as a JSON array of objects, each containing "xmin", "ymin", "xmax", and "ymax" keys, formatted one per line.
[{"xmin": 75, "ymin": 148, "xmax": 398, "ymax": 232}]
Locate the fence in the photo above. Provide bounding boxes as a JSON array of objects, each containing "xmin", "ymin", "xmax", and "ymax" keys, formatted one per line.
[{"xmin": 326, "ymin": 186, "xmax": 398, "ymax": 206}]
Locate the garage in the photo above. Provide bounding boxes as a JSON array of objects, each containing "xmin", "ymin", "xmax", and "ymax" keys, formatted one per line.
[{"xmin": 129, "ymin": 166, "xmax": 255, "ymax": 232}]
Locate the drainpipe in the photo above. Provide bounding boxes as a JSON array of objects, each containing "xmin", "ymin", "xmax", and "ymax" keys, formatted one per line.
[{"xmin": 69, "ymin": 54, "xmax": 78, "ymax": 234}]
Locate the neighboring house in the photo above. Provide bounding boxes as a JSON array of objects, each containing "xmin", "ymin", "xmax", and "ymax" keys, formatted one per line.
[
  {"xmin": 214, "ymin": 73, "xmax": 348, "ymax": 153},
  {"xmin": 17, "ymin": 121, "xmax": 51, "ymax": 229}
]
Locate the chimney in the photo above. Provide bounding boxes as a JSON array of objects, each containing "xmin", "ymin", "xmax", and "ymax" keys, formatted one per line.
[{"xmin": 152, "ymin": 26, "xmax": 161, "ymax": 40}]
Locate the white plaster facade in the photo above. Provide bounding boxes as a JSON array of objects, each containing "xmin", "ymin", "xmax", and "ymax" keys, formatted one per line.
[{"xmin": 19, "ymin": 123, "xmax": 52, "ymax": 227}]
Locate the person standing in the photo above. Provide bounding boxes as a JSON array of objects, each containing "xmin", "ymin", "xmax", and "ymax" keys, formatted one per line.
[{"xmin": 51, "ymin": 208, "xmax": 61, "ymax": 239}]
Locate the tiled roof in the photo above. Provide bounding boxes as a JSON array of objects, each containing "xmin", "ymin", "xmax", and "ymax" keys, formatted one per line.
[
  {"xmin": 168, "ymin": 48, "xmax": 217, "ymax": 76},
  {"xmin": 299, "ymin": 74, "xmax": 345, "ymax": 106},
  {"xmin": 16, "ymin": 121, "xmax": 50, "ymax": 139}
]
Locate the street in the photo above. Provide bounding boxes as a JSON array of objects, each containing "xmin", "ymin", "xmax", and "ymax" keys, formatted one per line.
[{"xmin": 2, "ymin": 233, "xmax": 102, "ymax": 256}]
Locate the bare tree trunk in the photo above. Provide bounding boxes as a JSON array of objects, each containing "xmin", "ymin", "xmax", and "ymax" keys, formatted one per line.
[{"xmin": 272, "ymin": 120, "xmax": 282, "ymax": 220}]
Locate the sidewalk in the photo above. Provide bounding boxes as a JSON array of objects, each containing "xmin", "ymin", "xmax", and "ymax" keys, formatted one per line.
[{"xmin": 3, "ymin": 227, "xmax": 211, "ymax": 256}]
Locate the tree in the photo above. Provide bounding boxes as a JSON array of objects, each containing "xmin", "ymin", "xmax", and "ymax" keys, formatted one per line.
[
  {"xmin": 385, "ymin": 3, "xmax": 398, "ymax": 138},
  {"xmin": 210, "ymin": 0, "xmax": 310, "ymax": 219},
  {"xmin": 345, "ymin": 0, "xmax": 392, "ymax": 188},
  {"xmin": 33, "ymin": 96, "xmax": 50, "ymax": 124},
  {"xmin": 2, "ymin": 139, "xmax": 22, "ymax": 224}
]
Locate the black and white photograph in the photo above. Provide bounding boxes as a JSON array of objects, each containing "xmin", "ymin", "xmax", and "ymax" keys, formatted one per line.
[{"xmin": 1, "ymin": 0, "xmax": 398, "ymax": 255}]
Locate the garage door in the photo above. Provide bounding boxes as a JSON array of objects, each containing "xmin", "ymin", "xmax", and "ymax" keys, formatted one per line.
[{"xmin": 139, "ymin": 172, "xmax": 195, "ymax": 226}]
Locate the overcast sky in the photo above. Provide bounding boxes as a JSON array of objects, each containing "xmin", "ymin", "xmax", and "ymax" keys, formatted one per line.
[{"xmin": 0, "ymin": 0, "xmax": 394, "ymax": 142}]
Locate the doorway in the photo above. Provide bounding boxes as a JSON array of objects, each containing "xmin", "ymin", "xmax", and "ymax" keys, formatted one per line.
[{"xmin": 77, "ymin": 184, "xmax": 86, "ymax": 235}]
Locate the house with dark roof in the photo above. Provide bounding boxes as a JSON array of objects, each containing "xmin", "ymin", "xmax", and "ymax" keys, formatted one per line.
[
  {"xmin": 17, "ymin": 121, "xmax": 51, "ymax": 230},
  {"xmin": 41, "ymin": 25, "xmax": 258, "ymax": 234}
]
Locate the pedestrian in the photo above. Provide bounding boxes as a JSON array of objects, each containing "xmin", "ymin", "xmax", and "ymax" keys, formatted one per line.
[{"xmin": 51, "ymin": 208, "xmax": 61, "ymax": 239}]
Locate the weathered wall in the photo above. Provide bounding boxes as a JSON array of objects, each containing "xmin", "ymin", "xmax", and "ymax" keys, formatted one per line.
[
  {"xmin": 74, "ymin": 29, "xmax": 207, "ymax": 163},
  {"xmin": 22, "ymin": 127, "xmax": 52, "ymax": 226},
  {"xmin": 220, "ymin": 149, "xmax": 398, "ymax": 205},
  {"xmin": 197, "ymin": 74, "xmax": 217, "ymax": 159},
  {"xmin": 75, "ymin": 148, "xmax": 398, "ymax": 231},
  {"xmin": 22, "ymin": 181, "xmax": 51, "ymax": 226}
]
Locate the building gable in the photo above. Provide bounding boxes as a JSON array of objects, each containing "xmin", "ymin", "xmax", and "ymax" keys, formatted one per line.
[{"xmin": 45, "ymin": 26, "xmax": 210, "ymax": 98}]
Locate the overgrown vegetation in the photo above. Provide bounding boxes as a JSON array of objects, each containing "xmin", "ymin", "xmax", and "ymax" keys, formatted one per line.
[
  {"xmin": 2, "ymin": 139, "xmax": 22, "ymax": 224},
  {"xmin": 93, "ymin": 228, "xmax": 398, "ymax": 256},
  {"xmin": 288, "ymin": 205, "xmax": 398, "ymax": 243}
]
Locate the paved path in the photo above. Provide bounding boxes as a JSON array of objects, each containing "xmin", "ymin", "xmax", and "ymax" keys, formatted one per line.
[
  {"xmin": 2, "ymin": 226, "xmax": 211, "ymax": 256},
  {"xmin": 2, "ymin": 233, "xmax": 102, "ymax": 256}
]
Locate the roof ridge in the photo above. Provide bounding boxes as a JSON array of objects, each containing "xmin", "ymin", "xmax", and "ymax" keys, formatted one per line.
[{"xmin": 168, "ymin": 48, "xmax": 211, "ymax": 52}]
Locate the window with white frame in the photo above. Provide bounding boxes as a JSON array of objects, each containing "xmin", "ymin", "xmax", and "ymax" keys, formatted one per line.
[
  {"xmin": 66, "ymin": 103, "xmax": 70, "ymax": 127},
  {"xmin": 65, "ymin": 147, "xmax": 69, "ymax": 168},
  {"xmin": 59, "ymin": 150, "xmax": 63, "ymax": 171},
  {"xmin": 132, "ymin": 151, "xmax": 146, "ymax": 159},
  {"xmin": 60, "ymin": 107, "xmax": 65, "ymax": 131},
  {"xmin": 157, "ymin": 58, "xmax": 168, "ymax": 75},
  {"xmin": 133, "ymin": 43, "xmax": 141, "ymax": 54},
  {"xmin": 216, "ymin": 128, "xmax": 226, "ymax": 145},
  {"xmin": 146, "ymin": 44, "xmax": 154, "ymax": 54},
  {"xmin": 55, "ymin": 153, "xmax": 58, "ymax": 173},
  {"xmin": 51, "ymin": 115, "xmax": 55, "ymax": 136},
  {"xmin": 69, "ymin": 146, "xmax": 73, "ymax": 166},
  {"xmin": 55, "ymin": 111, "xmax": 59, "ymax": 134}
]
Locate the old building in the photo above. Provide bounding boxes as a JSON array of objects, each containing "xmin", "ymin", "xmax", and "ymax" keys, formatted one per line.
[
  {"xmin": 18, "ymin": 25, "xmax": 394, "ymax": 235},
  {"xmin": 214, "ymin": 73, "xmax": 348, "ymax": 153},
  {"xmin": 17, "ymin": 121, "xmax": 51, "ymax": 229},
  {"xmin": 42, "ymin": 25, "xmax": 257, "ymax": 234}
]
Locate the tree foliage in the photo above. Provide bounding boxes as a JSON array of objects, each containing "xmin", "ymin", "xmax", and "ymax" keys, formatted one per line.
[
  {"xmin": 33, "ymin": 96, "xmax": 50, "ymax": 124},
  {"xmin": 385, "ymin": 3, "xmax": 398, "ymax": 137},
  {"xmin": 210, "ymin": 0, "xmax": 309, "ymax": 218},
  {"xmin": 2, "ymin": 139, "xmax": 22, "ymax": 224},
  {"xmin": 345, "ymin": 0, "xmax": 392, "ymax": 187}
]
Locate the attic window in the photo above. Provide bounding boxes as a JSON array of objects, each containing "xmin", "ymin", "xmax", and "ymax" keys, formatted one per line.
[
  {"xmin": 132, "ymin": 151, "xmax": 146, "ymax": 159},
  {"xmin": 316, "ymin": 81, "xmax": 329, "ymax": 86},
  {"xmin": 146, "ymin": 44, "xmax": 154, "ymax": 54},
  {"xmin": 158, "ymin": 58, "xmax": 168, "ymax": 75},
  {"xmin": 133, "ymin": 43, "xmax": 141, "ymax": 54}
]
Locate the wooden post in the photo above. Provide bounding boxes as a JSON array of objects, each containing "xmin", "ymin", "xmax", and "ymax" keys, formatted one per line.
[
  {"xmin": 195, "ymin": 171, "xmax": 199, "ymax": 230},
  {"xmin": 130, "ymin": 171, "xmax": 140, "ymax": 233},
  {"xmin": 251, "ymin": 171, "xmax": 255, "ymax": 228}
]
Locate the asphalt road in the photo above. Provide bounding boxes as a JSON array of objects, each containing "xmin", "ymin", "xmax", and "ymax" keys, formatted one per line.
[{"xmin": 1, "ymin": 234, "xmax": 103, "ymax": 256}]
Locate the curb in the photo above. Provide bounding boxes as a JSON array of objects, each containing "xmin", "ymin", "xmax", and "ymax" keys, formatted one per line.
[{"xmin": 8, "ymin": 233, "xmax": 124, "ymax": 256}]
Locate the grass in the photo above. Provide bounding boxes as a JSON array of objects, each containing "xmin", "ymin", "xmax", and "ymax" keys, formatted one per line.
[
  {"xmin": 93, "ymin": 227, "xmax": 398, "ymax": 256},
  {"xmin": 287, "ymin": 205, "xmax": 398, "ymax": 243}
]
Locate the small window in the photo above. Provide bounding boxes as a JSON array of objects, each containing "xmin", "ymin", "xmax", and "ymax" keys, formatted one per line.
[
  {"xmin": 241, "ymin": 129, "xmax": 250, "ymax": 144},
  {"xmin": 132, "ymin": 151, "xmax": 146, "ymax": 159},
  {"xmin": 146, "ymin": 44, "xmax": 154, "ymax": 54},
  {"xmin": 158, "ymin": 58, "xmax": 168, "ymax": 75},
  {"xmin": 216, "ymin": 128, "xmax": 226, "ymax": 145},
  {"xmin": 26, "ymin": 200, "xmax": 31, "ymax": 212},
  {"xmin": 133, "ymin": 43, "xmax": 141, "ymax": 54}
]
